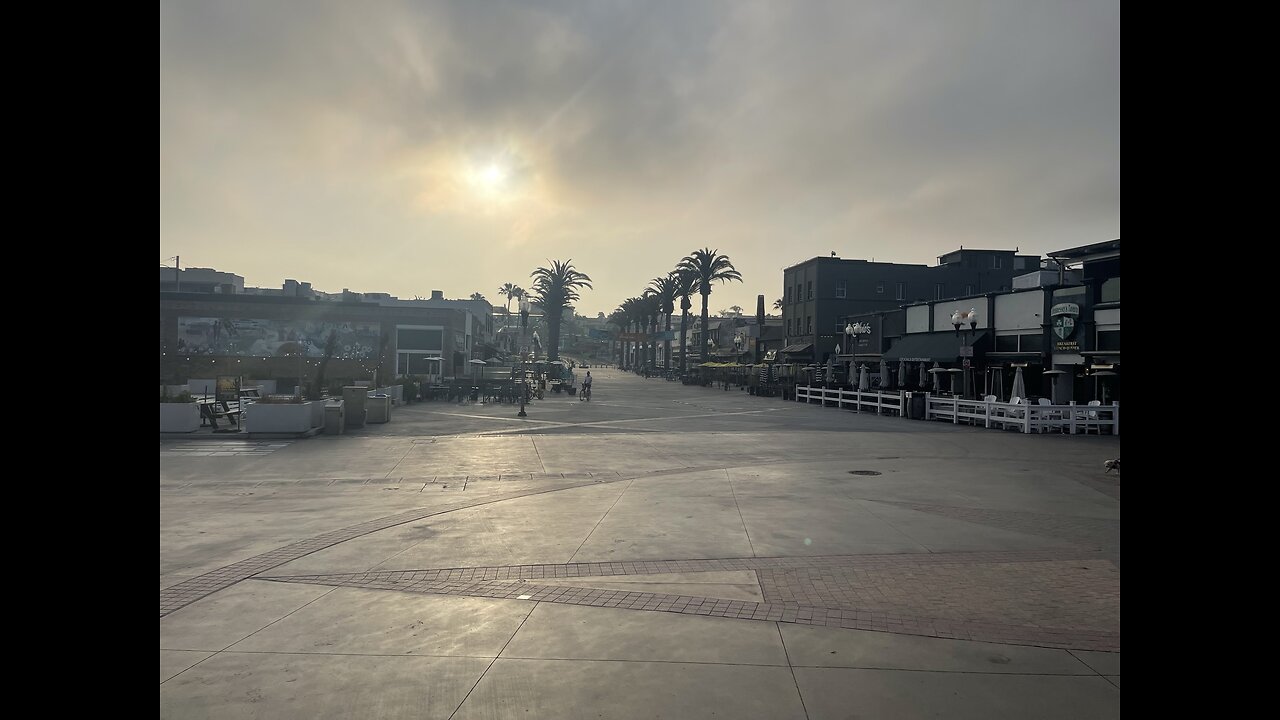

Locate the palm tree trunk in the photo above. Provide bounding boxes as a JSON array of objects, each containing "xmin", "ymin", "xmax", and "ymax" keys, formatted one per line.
[
  {"xmin": 679, "ymin": 309, "xmax": 689, "ymax": 373},
  {"xmin": 548, "ymin": 308, "xmax": 561, "ymax": 360},
  {"xmin": 664, "ymin": 313, "xmax": 672, "ymax": 369},
  {"xmin": 649, "ymin": 315, "xmax": 657, "ymax": 368},
  {"xmin": 700, "ymin": 291, "xmax": 710, "ymax": 363}
]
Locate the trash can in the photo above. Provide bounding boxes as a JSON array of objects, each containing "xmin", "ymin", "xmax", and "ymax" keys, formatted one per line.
[
  {"xmin": 366, "ymin": 394, "xmax": 391, "ymax": 423},
  {"xmin": 324, "ymin": 400, "xmax": 345, "ymax": 435},
  {"xmin": 909, "ymin": 392, "xmax": 927, "ymax": 420}
]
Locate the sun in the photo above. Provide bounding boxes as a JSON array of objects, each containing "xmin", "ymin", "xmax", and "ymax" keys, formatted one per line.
[{"xmin": 470, "ymin": 162, "xmax": 509, "ymax": 195}]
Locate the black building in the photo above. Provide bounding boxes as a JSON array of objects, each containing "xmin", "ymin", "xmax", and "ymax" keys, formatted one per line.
[{"xmin": 780, "ymin": 248, "xmax": 1040, "ymax": 362}]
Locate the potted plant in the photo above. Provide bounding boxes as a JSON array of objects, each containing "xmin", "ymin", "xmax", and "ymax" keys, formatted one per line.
[
  {"xmin": 160, "ymin": 391, "xmax": 200, "ymax": 433},
  {"xmin": 245, "ymin": 395, "xmax": 323, "ymax": 434}
]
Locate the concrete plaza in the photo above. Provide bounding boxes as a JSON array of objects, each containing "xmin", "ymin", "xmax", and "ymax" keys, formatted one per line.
[{"xmin": 160, "ymin": 366, "xmax": 1121, "ymax": 719}]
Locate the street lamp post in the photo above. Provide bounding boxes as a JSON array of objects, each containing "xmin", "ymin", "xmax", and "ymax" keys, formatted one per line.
[
  {"xmin": 951, "ymin": 308, "xmax": 979, "ymax": 399},
  {"xmin": 518, "ymin": 297, "xmax": 530, "ymax": 417}
]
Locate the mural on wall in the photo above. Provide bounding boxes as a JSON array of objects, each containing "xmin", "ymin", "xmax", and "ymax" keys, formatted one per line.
[{"xmin": 176, "ymin": 318, "xmax": 380, "ymax": 359}]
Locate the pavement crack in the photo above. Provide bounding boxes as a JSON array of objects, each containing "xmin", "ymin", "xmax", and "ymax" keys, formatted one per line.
[
  {"xmin": 726, "ymin": 469, "xmax": 757, "ymax": 558},
  {"xmin": 568, "ymin": 479, "xmax": 634, "ymax": 563},
  {"xmin": 530, "ymin": 436, "xmax": 547, "ymax": 474},
  {"xmin": 448, "ymin": 602, "xmax": 538, "ymax": 720},
  {"xmin": 777, "ymin": 622, "xmax": 810, "ymax": 720}
]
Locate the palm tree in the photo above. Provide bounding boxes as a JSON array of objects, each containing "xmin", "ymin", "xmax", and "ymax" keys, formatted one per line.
[
  {"xmin": 639, "ymin": 292, "xmax": 661, "ymax": 370},
  {"xmin": 773, "ymin": 298, "xmax": 783, "ymax": 311},
  {"xmin": 678, "ymin": 248, "xmax": 744, "ymax": 363},
  {"xmin": 497, "ymin": 283, "xmax": 519, "ymax": 338},
  {"xmin": 470, "ymin": 292, "xmax": 487, "ymax": 302},
  {"xmin": 620, "ymin": 296, "xmax": 643, "ymax": 369},
  {"xmin": 530, "ymin": 260, "xmax": 592, "ymax": 361},
  {"xmin": 673, "ymin": 269, "xmax": 698, "ymax": 373},
  {"xmin": 498, "ymin": 283, "xmax": 518, "ymax": 315},
  {"xmin": 648, "ymin": 274, "xmax": 679, "ymax": 370},
  {"xmin": 608, "ymin": 309, "xmax": 627, "ymax": 368},
  {"xmin": 730, "ymin": 305, "xmax": 743, "ymax": 316}
]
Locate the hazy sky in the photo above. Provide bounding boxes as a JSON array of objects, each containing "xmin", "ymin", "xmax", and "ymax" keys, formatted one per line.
[{"xmin": 160, "ymin": 0, "xmax": 1119, "ymax": 317}]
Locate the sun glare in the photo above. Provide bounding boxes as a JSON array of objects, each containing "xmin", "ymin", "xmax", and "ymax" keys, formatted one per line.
[{"xmin": 470, "ymin": 162, "xmax": 509, "ymax": 194}]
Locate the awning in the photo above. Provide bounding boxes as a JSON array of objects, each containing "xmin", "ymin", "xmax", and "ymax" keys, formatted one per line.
[
  {"xmin": 882, "ymin": 330, "xmax": 990, "ymax": 363},
  {"xmin": 781, "ymin": 343, "xmax": 813, "ymax": 354}
]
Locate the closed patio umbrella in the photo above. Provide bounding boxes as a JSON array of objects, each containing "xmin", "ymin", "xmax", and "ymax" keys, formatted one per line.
[
  {"xmin": 1010, "ymin": 366, "xmax": 1026, "ymax": 402},
  {"xmin": 929, "ymin": 363, "xmax": 946, "ymax": 392},
  {"xmin": 826, "ymin": 353, "xmax": 836, "ymax": 387},
  {"xmin": 919, "ymin": 362, "xmax": 928, "ymax": 388},
  {"xmin": 880, "ymin": 359, "xmax": 891, "ymax": 390},
  {"xmin": 859, "ymin": 364, "xmax": 870, "ymax": 391},
  {"xmin": 899, "ymin": 360, "xmax": 908, "ymax": 389}
]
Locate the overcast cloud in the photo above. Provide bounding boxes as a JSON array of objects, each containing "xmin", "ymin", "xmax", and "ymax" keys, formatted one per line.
[{"xmin": 160, "ymin": 0, "xmax": 1119, "ymax": 316}]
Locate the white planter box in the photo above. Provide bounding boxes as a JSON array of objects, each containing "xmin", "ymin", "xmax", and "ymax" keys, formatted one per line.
[
  {"xmin": 160, "ymin": 403, "xmax": 200, "ymax": 433},
  {"xmin": 245, "ymin": 401, "xmax": 323, "ymax": 434}
]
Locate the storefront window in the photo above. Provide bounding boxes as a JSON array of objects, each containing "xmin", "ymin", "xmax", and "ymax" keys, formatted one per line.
[
  {"xmin": 996, "ymin": 335, "xmax": 1018, "ymax": 352},
  {"xmin": 398, "ymin": 328, "xmax": 443, "ymax": 351},
  {"xmin": 1101, "ymin": 277, "xmax": 1120, "ymax": 303}
]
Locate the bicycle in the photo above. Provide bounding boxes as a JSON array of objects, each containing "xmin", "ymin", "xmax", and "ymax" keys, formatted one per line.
[{"xmin": 580, "ymin": 384, "xmax": 592, "ymax": 401}]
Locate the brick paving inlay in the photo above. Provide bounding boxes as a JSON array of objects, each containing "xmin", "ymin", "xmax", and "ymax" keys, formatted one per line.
[{"xmin": 261, "ymin": 550, "xmax": 1120, "ymax": 651}]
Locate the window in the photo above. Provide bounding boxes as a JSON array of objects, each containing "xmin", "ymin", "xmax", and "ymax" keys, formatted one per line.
[
  {"xmin": 1101, "ymin": 277, "xmax": 1121, "ymax": 303},
  {"xmin": 996, "ymin": 335, "xmax": 1018, "ymax": 352},
  {"xmin": 835, "ymin": 280, "xmax": 847, "ymax": 299},
  {"xmin": 1097, "ymin": 330, "xmax": 1121, "ymax": 351},
  {"xmin": 787, "ymin": 319, "xmax": 792, "ymax": 335},
  {"xmin": 398, "ymin": 352, "xmax": 442, "ymax": 375},
  {"xmin": 1019, "ymin": 334, "xmax": 1044, "ymax": 352},
  {"xmin": 896, "ymin": 282, "xmax": 905, "ymax": 300},
  {"xmin": 398, "ymin": 328, "xmax": 443, "ymax": 350},
  {"xmin": 785, "ymin": 287, "xmax": 791, "ymax": 304},
  {"xmin": 1014, "ymin": 257, "xmax": 1027, "ymax": 270},
  {"xmin": 396, "ymin": 327, "xmax": 444, "ymax": 375},
  {"xmin": 964, "ymin": 284, "xmax": 974, "ymax": 295},
  {"xmin": 992, "ymin": 256, "xmax": 1003, "ymax": 269},
  {"xmin": 807, "ymin": 281, "xmax": 813, "ymax": 300},
  {"xmin": 806, "ymin": 317, "xmax": 812, "ymax": 334},
  {"xmin": 876, "ymin": 282, "xmax": 885, "ymax": 294},
  {"xmin": 934, "ymin": 283, "xmax": 945, "ymax": 300}
]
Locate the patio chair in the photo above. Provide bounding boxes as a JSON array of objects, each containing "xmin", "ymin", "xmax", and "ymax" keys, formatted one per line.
[
  {"xmin": 1037, "ymin": 397, "xmax": 1064, "ymax": 433},
  {"xmin": 1077, "ymin": 400, "xmax": 1103, "ymax": 434},
  {"xmin": 998, "ymin": 397, "xmax": 1026, "ymax": 430}
]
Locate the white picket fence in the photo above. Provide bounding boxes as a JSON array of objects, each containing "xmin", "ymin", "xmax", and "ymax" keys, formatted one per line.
[
  {"xmin": 795, "ymin": 386, "xmax": 1119, "ymax": 435},
  {"xmin": 794, "ymin": 386, "xmax": 903, "ymax": 415}
]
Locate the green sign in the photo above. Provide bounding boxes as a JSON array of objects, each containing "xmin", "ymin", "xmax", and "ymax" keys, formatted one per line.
[{"xmin": 1051, "ymin": 303, "xmax": 1081, "ymax": 351}]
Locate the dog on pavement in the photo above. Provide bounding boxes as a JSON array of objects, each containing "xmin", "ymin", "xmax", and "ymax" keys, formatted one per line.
[{"xmin": 1104, "ymin": 458, "xmax": 1120, "ymax": 474}]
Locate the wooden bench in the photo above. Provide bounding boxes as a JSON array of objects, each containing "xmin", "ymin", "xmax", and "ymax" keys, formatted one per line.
[{"xmin": 197, "ymin": 399, "xmax": 243, "ymax": 429}]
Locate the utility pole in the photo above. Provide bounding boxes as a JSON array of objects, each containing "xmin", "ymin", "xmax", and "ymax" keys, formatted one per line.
[{"xmin": 175, "ymin": 256, "xmax": 181, "ymax": 292}]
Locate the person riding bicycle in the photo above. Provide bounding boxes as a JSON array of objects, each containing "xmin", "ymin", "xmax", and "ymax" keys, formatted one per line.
[{"xmin": 581, "ymin": 371, "xmax": 593, "ymax": 400}]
